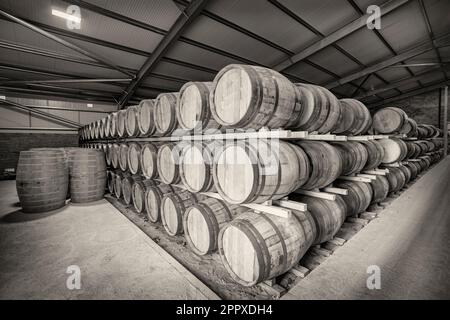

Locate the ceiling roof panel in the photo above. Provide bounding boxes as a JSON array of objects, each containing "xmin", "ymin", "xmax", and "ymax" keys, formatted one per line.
[
  {"xmin": 395, "ymin": 82, "xmax": 421, "ymax": 92},
  {"xmin": 285, "ymin": 62, "xmax": 336, "ymax": 84},
  {"xmin": 376, "ymin": 1, "xmax": 429, "ymax": 53},
  {"xmin": 152, "ymin": 60, "xmax": 214, "ymax": 83},
  {"xmin": 375, "ymin": 67, "xmax": 412, "ymax": 82},
  {"xmin": 423, "ymin": 0, "xmax": 450, "ymax": 36},
  {"xmin": 277, "ymin": 0, "xmax": 359, "ymax": 36},
  {"xmin": 307, "ymin": 46, "xmax": 361, "ymax": 77},
  {"xmin": 376, "ymin": 88, "xmax": 401, "ymax": 99},
  {"xmin": 164, "ymin": 40, "xmax": 241, "ymax": 72},
  {"xmin": 182, "ymin": 15, "xmax": 287, "ymax": 66},
  {"xmin": 361, "ymin": 75, "xmax": 387, "ymax": 91},
  {"xmin": 205, "ymin": 0, "xmax": 318, "ymax": 53},
  {"xmin": 336, "ymin": 27, "xmax": 393, "ymax": 65},
  {"xmin": 2, "ymin": 0, "xmax": 164, "ymax": 53},
  {"xmin": 86, "ymin": 0, "xmax": 181, "ymax": 31},
  {"xmin": 416, "ymin": 70, "xmax": 445, "ymax": 85}
]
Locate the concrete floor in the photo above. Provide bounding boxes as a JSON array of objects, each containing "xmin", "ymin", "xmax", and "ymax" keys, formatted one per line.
[
  {"xmin": 0, "ymin": 180, "xmax": 219, "ymax": 300},
  {"xmin": 284, "ymin": 156, "xmax": 450, "ymax": 300}
]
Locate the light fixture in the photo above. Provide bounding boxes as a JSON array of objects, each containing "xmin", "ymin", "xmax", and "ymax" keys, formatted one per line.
[
  {"xmin": 51, "ymin": 9, "xmax": 81, "ymax": 23},
  {"xmin": 87, "ymin": 103, "xmax": 93, "ymax": 108}
]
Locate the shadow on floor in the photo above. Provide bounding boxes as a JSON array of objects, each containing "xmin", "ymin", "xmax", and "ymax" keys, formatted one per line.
[{"xmin": 0, "ymin": 207, "xmax": 64, "ymax": 224}]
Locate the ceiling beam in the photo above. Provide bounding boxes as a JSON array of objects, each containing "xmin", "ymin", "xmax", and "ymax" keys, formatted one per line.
[
  {"xmin": 0, "ymin": 40, "xmax": 189, "ymax": 87},
  {"xmin": 62, "ymin": 0, "xmax": 258, "ymax": 66},
  {"xmin": 357, "ymin": 65, "xmax": 450, "ymax": 99},
  {"xmin": 273, "ymin": 0, "xmax": 410, "ymax": 71},
  {"xmin": 0, "ymin": 99, "xmax": 82, "ymax": 128},
  {"xmin": 118, "ymin": 0, "xmax": 210, "ymax": 108},
  {"xmin": 417, "ymin": 0, "xmax": 447, "ymax": 81},
  {"xmin": 0, "ymin": 78, "xmax": 132, "ymax": 85},
  {"xmin": 0, "ymin": 16, "xmax": 217, "ymax": 79},
  {"xmin": 368, "ymin": 79, "xmax": 450, "ymax": 109},
  {"xmin": 0, "ymin": 8, "xmax": 133, "ymax": 77},
  {"xmin": 325, "ymin": 32, "xmax": 450, "ymax": 89},
  {"xmin": 358, "ymin": 67, "xmax": 449, "ymax": 100}
]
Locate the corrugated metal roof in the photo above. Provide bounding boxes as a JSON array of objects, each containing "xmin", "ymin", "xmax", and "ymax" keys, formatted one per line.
[{"xmin": 0, "ymin": 0, "xmax": 448, "ymax": 104}]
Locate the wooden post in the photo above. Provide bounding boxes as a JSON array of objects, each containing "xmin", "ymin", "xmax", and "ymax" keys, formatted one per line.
[{"xmin": 444, "ymin": 86, "xmax": 448, "ymax": 156}]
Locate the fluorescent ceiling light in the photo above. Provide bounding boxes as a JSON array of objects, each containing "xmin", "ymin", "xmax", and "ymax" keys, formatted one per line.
[
  {"xmin": 87, "ymin": 104, "xmax": 93, "ymax": 108},
  {"xmin": 51, "ymin": 9, "xmax": 81, "ymax": 23}
]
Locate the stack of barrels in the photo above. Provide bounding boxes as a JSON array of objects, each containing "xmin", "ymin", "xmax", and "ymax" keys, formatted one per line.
[
  {"xmin": 372, "ymin": 107, "xmax": 442, "ymax": 138},
  {"xmin": 16, "ymin": 147, "xmax": 107, "ymax": 213},
  {"xmin": 79, "ymin": 63, "xmax": 445, "ymax": 288}
]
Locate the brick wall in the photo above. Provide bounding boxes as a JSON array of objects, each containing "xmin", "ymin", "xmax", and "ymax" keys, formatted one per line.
[{"xmin": 0, "ymin": 133, "xmax": 78, "ymax": 179}]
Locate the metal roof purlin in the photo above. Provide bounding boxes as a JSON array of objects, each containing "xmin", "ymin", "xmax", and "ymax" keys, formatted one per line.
[
  {"xmin": 325, "ymin": 32, "xmax": 450, "ymax": 89},
  {"xmin": 117, "ymin": 0, "xmax": 210, "ymax": 109},
  {"xmin": 0, "ymin": 8, "xmax": 134, "ymax": 77},
  {"xmin": 272, "ymin": 0, "xmax": 410, "ymax": 72}
]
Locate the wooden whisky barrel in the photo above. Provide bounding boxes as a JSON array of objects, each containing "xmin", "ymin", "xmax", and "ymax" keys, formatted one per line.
[
  {"xmin": 183, "ymin": 198, "xmax": 246, "ymax": 256},
  {"xmin": 157, "ymin": 142, "xmax": 184, "ymax": 185},
  {"xmin": 140, "ymin": 142, "xmax": 159, "ymax": 179},
  {"xmin": 404, "ymin": 162, "xmax": 419, "ymax": 180},
  {"xmin": 400, "ymin": 118, "xmax": 418, "ymax": 137},
  {"xmin": 398, "ymin": 165, "xmax": 411, "ymax": 185},
  {"xmin": 291, "ymin": 84, "xmax": 322, "ymax": 132},
  {"xmin": 289, "ymin": 194, "xmax": 347, "ymax": 245},
  {"xmin": 122, "ymin": 175, "xmax": 143, "ymax": 205},
  {"xmin": 334, "ymin": 180, "xmax": 372, "ymax": 216},
  {"xmin": 386, "ymin": 167, "xmax": 406, "ymax": 193},
  {"xmin": 154, "ymin": 92, "xmax": 179, "ymax": 136},
  {"xmin": 105, "ymin": 143, "xmax": 112, "ymax": 167},
  {"xmin": 144, "ymin": 183, "xmax": 174, "ymax": 223},
  {"xmin": 125, "ymin": 105, "xmax": 141, "ymax": 137},
  {"xmin": 127, "ymin": 142, "xmax": 142, "ymax": 175},
  {"xmin": 16, "ymin": 149, "xmax": 69, "ymax": 213},
  {"xmin": 68, "ymin": 148, "xmax": 107, "ymax": 203},
  {"xmin": 218, "ymin": 208, "xmax": 316, "ymax": 286},
  {"xmin": 360, "ymin": 140, "xmax": 384, "ymax": 171},
  {"xmin": 315, "ymin": 85, "xmax": 342, "ymax": 133},
  {"xmin": 378, "ymin": 138, "xmax": 408, "ymax": 163},
  {"xmin": 294, "ymin": 141, "xmax": 342, "ymax": 190},
  {"xmin": 109, "ymin": 112, "xmax": 118, "ymax": 138},
  {"xmin": 107, "ymin": 171, "xmax": 115, "ymax": 195},
  {"xmin": 213, "ymin": 140, "xmax": 310, "ymax": 204},
  {"xmin": 117, "ymin": 109, "xmax": 128, "ymax": 138},
  {"xmin": 177, "ymin": 81, "xmax": 220, "ymax": 132},
  {"xmin": 118, "ymin": 143, "xmax": 129, "ymax": 172},
  {"xmin": 113, "ymin": 171, "xmax": 127, "ymax": 199},
  {"xmin": 179, "ymin": 140, "xmax": 223, "ymax": 193},
  {"xmin": 330, "ymin": 141, "xmax": 368, "ymax": 175},
  {"xmin": 99, "ymin": 117, "xmax": 107, "ymax": 139},
  {"xmin": 161, "ymin": 190, "xmax": 197, "ymax": 236},
  {"xmin": 111, "ymin": 143, "xmax": 120, "ymax": 169},
  {"xmin": 373, "ymin": 107, "xmax": 408, "ymax": 134},
  {"xmin": 137, "ymin": 99, "xmax": 157, "ymax": 136},
  {"xmin": 369, "ymin": 176, "xmax": 389, "ymax": 204},
  {"xmin": 335, "ymin": 99, "xmax": 372, "ymax": 135},
  {"xmin": 210, "ymin": 64, "xmax": 301, "ymax": 129},
  {"xmin": 131, "ymin": 179, "xmax": 157, "ymax": 213}
]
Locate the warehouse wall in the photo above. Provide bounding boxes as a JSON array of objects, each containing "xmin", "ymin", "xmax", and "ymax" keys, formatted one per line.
[
  {"xmin": 388, "ymin": 89, "xmax": 446, "ymax": 127},
  {"xmin": 0, "ymin": 96, "xmax": 116, "ymax": 179}
]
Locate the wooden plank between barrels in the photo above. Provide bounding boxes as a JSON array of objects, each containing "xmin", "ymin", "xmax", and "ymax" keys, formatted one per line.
[
  {"xmin": 337, "ymin": 176, "xmax": 372, "ymax": 183},
  {"xmin": 322, "ymin": 187, "xmax": 348, "ymax": 195},
  {"xmin": 201, "ymin": 192, "xmax": 292, "ymax": 219},
  {"xmin": 293, "ymin": 189, "xmax": 336, "ymax": 201}
]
